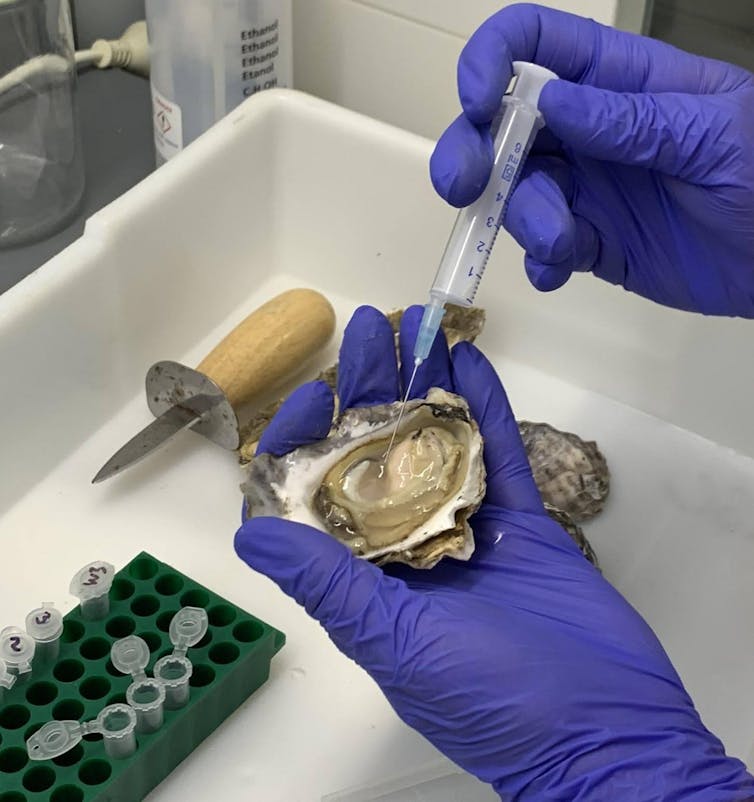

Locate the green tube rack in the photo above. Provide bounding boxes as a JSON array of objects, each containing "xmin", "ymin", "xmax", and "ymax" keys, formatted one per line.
[{"xmin": 0, "ymin": 552, "xmax": 285, "ymax": 802}]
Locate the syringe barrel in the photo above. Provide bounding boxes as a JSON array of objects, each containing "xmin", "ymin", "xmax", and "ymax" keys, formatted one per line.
[{"xmin": 430, "ymin": 95, "xmax": 544, "ymax": 307}]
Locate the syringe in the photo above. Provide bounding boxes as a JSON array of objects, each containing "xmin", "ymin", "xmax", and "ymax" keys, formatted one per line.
[{"xmin": 413, "ymin": 62, "xmax": 558, "ymax": 368}]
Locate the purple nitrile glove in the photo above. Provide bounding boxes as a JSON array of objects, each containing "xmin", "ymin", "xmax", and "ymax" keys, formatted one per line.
[
  {"xmin": 430, "ymin": 4, "xmax": 754, "ymax": 317},
  {"xmin": 235, "ymin": 306, "xmax": 754, "ymax": 800}
]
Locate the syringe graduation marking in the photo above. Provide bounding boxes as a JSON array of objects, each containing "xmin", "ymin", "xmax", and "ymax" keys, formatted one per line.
[{"xmin": 412, "ymin": 62, "xmax": 557, "ymax": 368}]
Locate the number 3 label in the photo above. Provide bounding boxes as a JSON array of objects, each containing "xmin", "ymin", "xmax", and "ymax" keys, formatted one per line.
[{"xmin": 83, "ymin": 565, "xmax": 108, "ymax": 587}]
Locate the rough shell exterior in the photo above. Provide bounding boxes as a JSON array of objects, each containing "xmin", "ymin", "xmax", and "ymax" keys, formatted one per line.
[
  {"xmin": 518, "ymin": 421, "xmax": 609, "ymax": 522},
  {"xmin": 543, "ymin": 504, "xmax": 600, "ymax": 569}
]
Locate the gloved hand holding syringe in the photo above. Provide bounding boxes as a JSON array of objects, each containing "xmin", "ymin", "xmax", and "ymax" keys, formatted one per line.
[
  {"xmin": 386, "ymin": 62, "xmax": 557, "ymax": 455},
  {"xmin": 416, "ymin": 61, "xmax": 557, "ymax": 364}
]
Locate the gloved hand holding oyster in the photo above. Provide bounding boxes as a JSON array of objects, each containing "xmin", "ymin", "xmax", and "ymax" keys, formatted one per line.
[
  {"xmin": 240, "ymin": 303, "xmax": 608, "ymax": 568},
  {"xmin": 235, "ymin": 305, "xmax": 750, "ymax": 799}
]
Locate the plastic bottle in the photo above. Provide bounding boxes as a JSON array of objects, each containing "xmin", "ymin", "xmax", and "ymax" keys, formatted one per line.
[{"xmin": 145, "ymin": 0, "xmax": 293, "ymax": 165}]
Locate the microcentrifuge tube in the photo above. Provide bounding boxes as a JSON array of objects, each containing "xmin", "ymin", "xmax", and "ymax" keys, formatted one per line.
[
  {"xmin": 153, "ymin": 654, "xmax": 193, "ymax": 710},
  {"xmin": 27, "ymin": 704, "xmax": 138, "ymax": 761},
  {"xmin": 97, "ymin": 704, "xmax": 138, "ymax": 759},
  {"xmin": 69, "ymin": 560, "xmax": 115, "ymax": 620},
  {"xmin": 110, "ymin": 635, "xmax": 150, "ymax": 683},
  {"xmin": 0, "ymin": 658, "xmax": 16, "ymax": 702},
  {"xmin": 0, "ymin": 626, "xmax": 36, "ymax": 680},
  {"xmin": 126, "ymin": 678, "xmax": 166, "ymax": 733},
  {"xmin": 168, "ymin": 607, "xmax": 208, "ymax": 658},
  {"xmin": 25, "ymin": 604, "xmax": 64, "ymax": 664}
]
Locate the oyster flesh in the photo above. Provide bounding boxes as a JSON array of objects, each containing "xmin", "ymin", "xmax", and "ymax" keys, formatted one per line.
[{"xmin": 243, "ymin": 388, "xmax": 486, "ymax": 569}]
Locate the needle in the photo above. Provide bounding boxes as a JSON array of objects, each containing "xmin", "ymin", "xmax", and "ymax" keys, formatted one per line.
[{"xmin": 383, "ymin": 358, "xmax": 421, "ymax": 463}]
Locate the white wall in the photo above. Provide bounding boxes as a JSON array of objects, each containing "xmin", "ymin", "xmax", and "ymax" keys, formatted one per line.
[{"xmin": 291, "ymin": 0, "xmax": 622, "ymax": 139}]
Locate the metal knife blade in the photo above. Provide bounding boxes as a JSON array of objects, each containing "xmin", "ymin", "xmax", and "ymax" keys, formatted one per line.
[
  {"xmin": 92, "ymin": 395, "xmax": 220, "ymax": 484},
  {"xmin": 92, "ymin": 289, "xmax": 336, "ymax": 483}
]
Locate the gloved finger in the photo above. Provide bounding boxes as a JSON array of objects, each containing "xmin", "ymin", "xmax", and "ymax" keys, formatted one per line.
[
  {"xmin": 520, "ymin": 214, "xmax": 600, "ymax": 291},
  {"xmin": 256, "ymin": 381, "xmax": 334, "ymax": 457},
  {"xmin": 502, "ymin": 158, "xmax": 601, "ymax": 290},
  {"xmin": 458, "ymin": 4, "xmax": 741, "ymax": 125},
  {"xmin": 523, "ymin": 256, "xmax": 572, "ymax": 293},
  {"xmin": 457, "ymin": 17, "xmax": 515, "ymax": 125},
  {"xmin": 429, "ymin": 114, "xmax": 565, "ymax": 208},
  {"xmin": 430, "ymin": 113, "xmax": 493, "ymax": 207},
  {"xmin": 539, "ymin": 80, "xmax": 733, "ymax": 182},
  {"xmin": 234, "ymin": 517, "xmax": 425, "ymax": 682},
  {"xmin": 398, "ymin": 305, "xmax": 452, "ymax": 398},
  {"xmin": 337, "ymin": 306, "xmax": 400, "ymax": 410},
  {"xmin": 450, "ymin": 342, "xmax": 543, "ymax": 514},
  {"xmin": 504, "ymin": 157, "xmax": 575, "ymax": 264}
]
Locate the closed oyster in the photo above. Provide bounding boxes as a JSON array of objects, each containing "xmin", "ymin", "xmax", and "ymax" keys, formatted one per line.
[
  {"xmin": 543, "ymin": 504, "xmax": 600, "ymax": 569},
  {"xmin": 243, "ymin": 388, "xmax": 486, "ymax": 569},
  {"xmin": 518, "ymin": 422, "xmax": 609, "ymax": 521}
]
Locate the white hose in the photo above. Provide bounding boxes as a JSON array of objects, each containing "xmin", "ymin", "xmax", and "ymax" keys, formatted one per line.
[
  {"xmin": 0, "ymin": 20, "xmax": 149, "ymax": 97},
  {"xmin": 0, "ymin": 54, "xmax": 69, "ymax": 96},
  {"xmin": 74, "ymin": 49, "xmax": 97, "ymax": 67}
]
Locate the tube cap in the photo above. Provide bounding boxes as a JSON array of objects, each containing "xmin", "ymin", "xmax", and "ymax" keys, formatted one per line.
[
  {"xmin": 111, "ymin": 635, "xmax": 150, "ymax": 679},
  {"xmin": 169, "ymin": 607, "xmax": 208, "ymax": 656},
  {"xmin": 25, "ymin": 604, "xmax": 64, "ymax": 644},
  {"xmin": 0, "ymin": 658, "xmax": 16, "ymax": 691},
  {"xmin": 0, "ymin": 627, "xmax": 35, "ymax": 674},
  {"xmin": 69, "ymin": 560, "xmax": 115, "ymax": 601},
  {"xmin": 27, "ymin": 720, "xmax": 82, "ymax": 761}
]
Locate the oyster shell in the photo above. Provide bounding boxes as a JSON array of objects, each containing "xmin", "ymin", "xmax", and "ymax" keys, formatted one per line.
[
  {"xmin": 518, "ymin": 422, "xmax": 609, "ymax": 521},
  {"xmin": 543, "ymin": 504, "xmax": 600, "ymax": 569},
  {"xmin": 243, "ymin": 388, "xmax": 486, "ymax": 569}
]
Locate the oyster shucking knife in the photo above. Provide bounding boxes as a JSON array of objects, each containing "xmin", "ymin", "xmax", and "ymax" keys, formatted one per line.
[{"xmin": 92, "ymin": 288, "xmax": 336, "ymax": 483}]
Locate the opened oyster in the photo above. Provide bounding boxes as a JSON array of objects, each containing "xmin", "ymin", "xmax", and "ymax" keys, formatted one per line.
[{"xmin": 243, "ymin": 388, "xmax": 486, "ymax": 569}]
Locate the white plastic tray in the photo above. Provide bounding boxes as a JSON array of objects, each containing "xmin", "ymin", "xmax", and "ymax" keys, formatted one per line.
[{"xmin": 1, "ymin": 90, "xmax": 752, "ymax": 800}]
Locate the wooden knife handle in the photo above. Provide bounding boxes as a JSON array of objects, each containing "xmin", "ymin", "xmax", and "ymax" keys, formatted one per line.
[{"xmin": 196, "ymin": 288, "xmax": 336, "ymax": 411}]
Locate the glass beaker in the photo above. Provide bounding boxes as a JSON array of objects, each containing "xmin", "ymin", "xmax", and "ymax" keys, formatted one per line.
[{"xmin": 0, "ymin": 0, "xmax": 84, "ymax": 247}]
